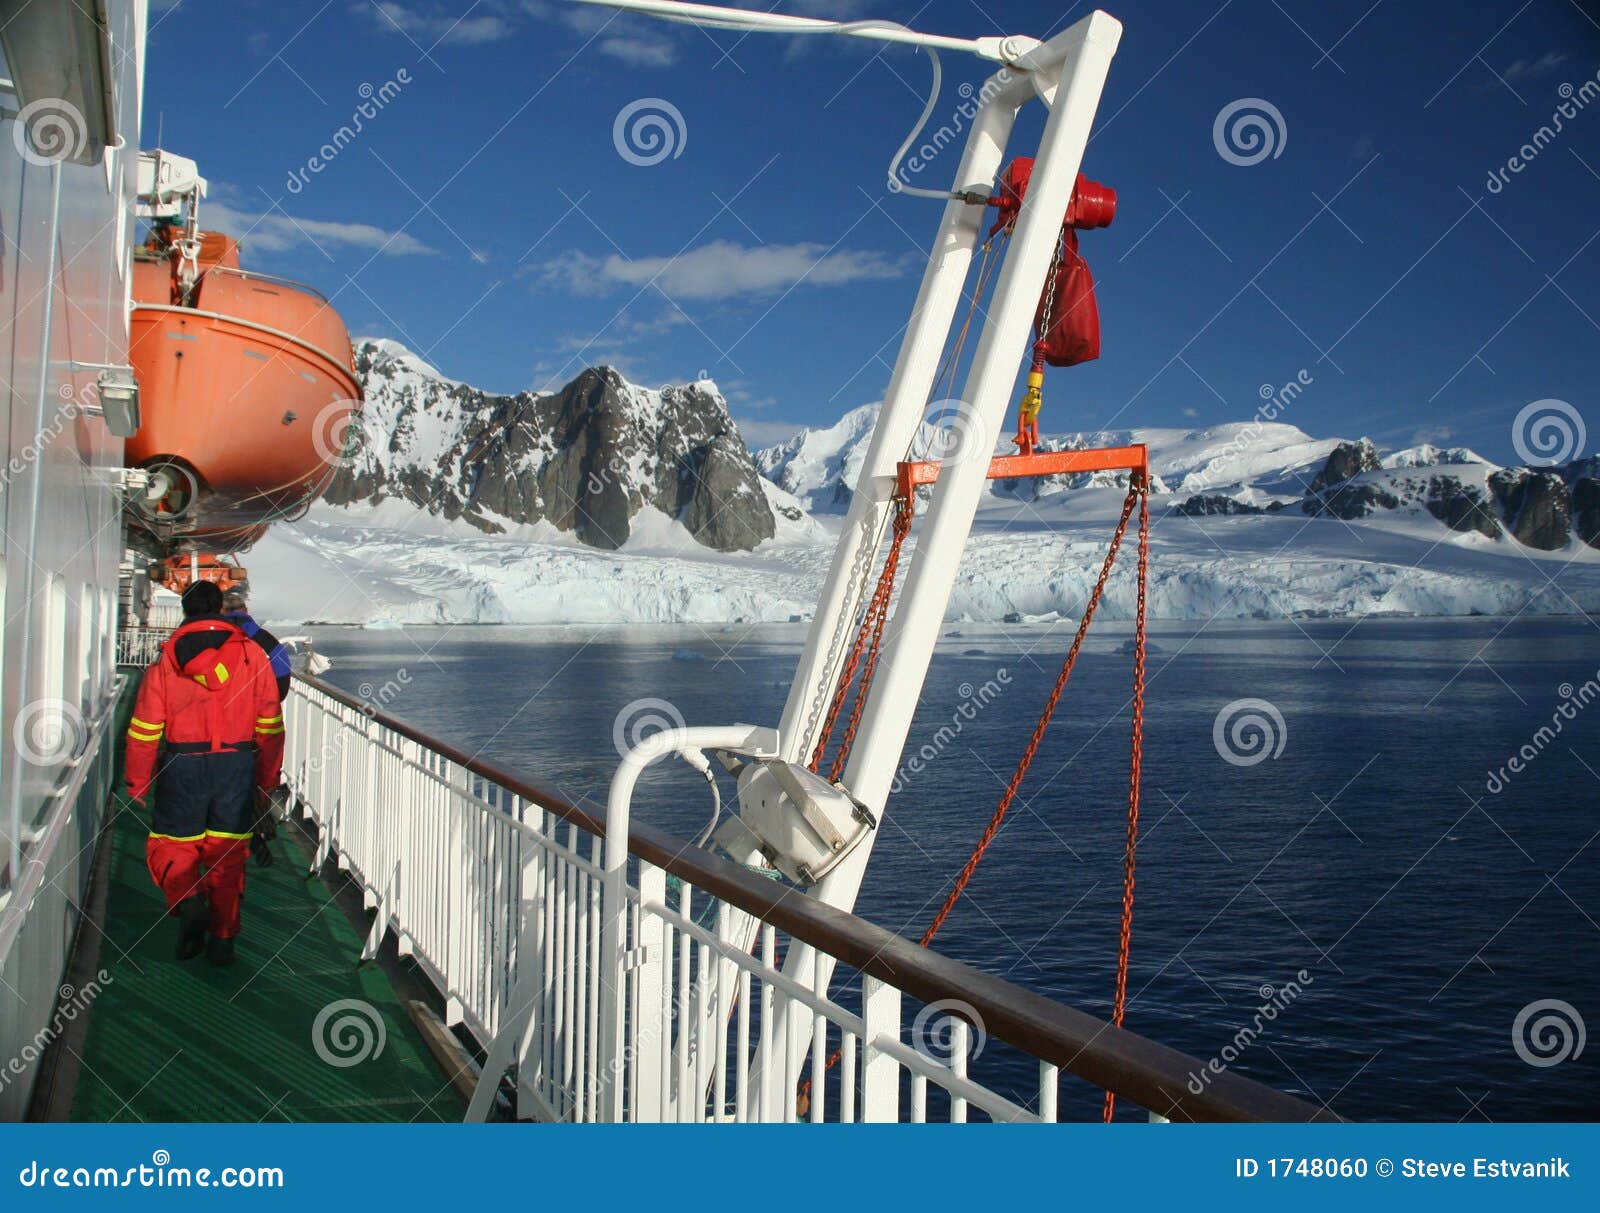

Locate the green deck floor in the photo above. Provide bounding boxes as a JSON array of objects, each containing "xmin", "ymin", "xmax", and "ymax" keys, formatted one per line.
[{"xmin": 71, "ymin": 676, "xmax": 465, "ymax": 1122}]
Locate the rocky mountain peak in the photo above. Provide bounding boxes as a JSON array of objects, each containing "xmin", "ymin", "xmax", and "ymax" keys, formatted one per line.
[
  {"xmin": 328, "ymin": 341, "xmax": 774, "ymax": 552},
  {"xmin": 1307, "ymin": 438, "xmax": 1382, "ymax": 494}
]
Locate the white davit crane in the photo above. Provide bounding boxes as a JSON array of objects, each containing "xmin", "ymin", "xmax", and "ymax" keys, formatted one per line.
[
  {"xmin": 567, "ymin": 0, "xmax": 1058, "ymax": 199},
  {"xmin": 586, "ymin": 1, "xmax": 1125, "ymax": 1121},
  {"xmin": 567, "ymin": 0, "xmax": 1042, "ymax": 62}
]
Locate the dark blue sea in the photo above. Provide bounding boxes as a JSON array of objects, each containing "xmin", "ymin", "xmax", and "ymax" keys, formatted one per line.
[{"xmin": 308, "ymin": 616, "xmax": 1599, "ymax": 1122}]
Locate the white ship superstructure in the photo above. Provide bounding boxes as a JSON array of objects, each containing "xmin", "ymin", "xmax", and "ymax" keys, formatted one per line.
[{"xmin": 0, "ymin": 0, "xmax": 146, "ymax": 1121}]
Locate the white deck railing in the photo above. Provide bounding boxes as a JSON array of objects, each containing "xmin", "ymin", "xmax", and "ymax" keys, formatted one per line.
[
  {"xmin": 282, "ymin": 676, "xmax": 1325, "ymax": 1124},
  {"xmin": 115, "ymin": 628, "xmax": 170, "ymax": 668}
]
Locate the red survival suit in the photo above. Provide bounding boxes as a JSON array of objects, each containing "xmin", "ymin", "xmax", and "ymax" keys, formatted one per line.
[{"xmin": 125, "ymin": 615, "xmax": 285, "ymax": 939}]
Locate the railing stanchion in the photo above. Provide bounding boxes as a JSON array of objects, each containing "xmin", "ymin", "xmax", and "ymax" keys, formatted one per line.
[
  {"xmin": 951, "ymin": 1019, "xmax": 969, "ymax": 1123},
  {"xmin": 860, "ymin": 977, "xmax": 901, "ymax": 1123},
  {"xmin": 1040, "ymin": 1061, "xmax": 1059, "ymax": 1123},
  {"xmin": 633, "ymin": 863, "xmax": 667, "ymax": 1121}
]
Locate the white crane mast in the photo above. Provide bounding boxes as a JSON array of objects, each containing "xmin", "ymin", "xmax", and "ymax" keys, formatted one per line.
[{"xmin": 593, "ymin": 1, "xmax": 1123, "ymax": 1120}]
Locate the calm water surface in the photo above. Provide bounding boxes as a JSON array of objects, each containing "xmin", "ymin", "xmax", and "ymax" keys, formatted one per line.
[{"xmin": 306, "ymin": 616, "xmax": 1600, "ymax": 1122}]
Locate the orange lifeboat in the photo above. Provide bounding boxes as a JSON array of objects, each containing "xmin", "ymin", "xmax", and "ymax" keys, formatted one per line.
[
  {"xmin": 150, "ymin": 553, "xmax": 250, "ymax": 596},
  {"xmin": 126, "ymin": 218, "xmax": 363, "ymax": 556}
]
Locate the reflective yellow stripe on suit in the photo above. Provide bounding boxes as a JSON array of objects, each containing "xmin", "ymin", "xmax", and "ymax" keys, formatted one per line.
[{"xmin": 128, "ymin": 716, "xmax": 164, "ymax": 743}]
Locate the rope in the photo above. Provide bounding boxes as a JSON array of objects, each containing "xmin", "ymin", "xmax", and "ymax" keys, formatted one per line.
[
  {"xmin": 799, "ymin": 480, "xmax": 1152, "ymax": 1118},
  {"xmin": 800, "ymin": 214, "xmax": 1007, "ymax": 766},
  {"xmin": 919, "ymin": 483, "xmax": 1138, "ymax": 945},
  {"xmin": 929, "ymin": 236, "xmax": 1001, "ymax": 411},
  {"xmin": 1103, "ymin": 481, "xmax": 1149, "ymax": 1122},
  {"xmin": 809, "ymin": 495, "xmax": 915, "ymax": 775}
]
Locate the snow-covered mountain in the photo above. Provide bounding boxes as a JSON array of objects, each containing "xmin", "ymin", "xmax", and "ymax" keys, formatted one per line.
[
  {"xmin": 754, "ymin": 408, "xmax": 1336, "ymax": 510},
  {"xmin": 245, "ymin": 358, "xmax": 1600, "ymax": 626},
  {"xmin": 752, "ymin": 410, "xmax": 1598, "ymax": 552},
  {"xmin": 327, "ymin": 339, "xmax": 777, "ymax": 552}
]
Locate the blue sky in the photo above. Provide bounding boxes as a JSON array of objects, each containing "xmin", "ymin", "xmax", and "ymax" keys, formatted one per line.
[{"xmin": 145, "ymin": 0, "xmax": 1599, "ymax": 460}]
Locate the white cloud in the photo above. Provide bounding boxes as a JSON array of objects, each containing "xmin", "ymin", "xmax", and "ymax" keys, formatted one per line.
[
  {"xmin": 541, "ymin": 240, "xmax": 908, "ymax": 300},
  {"xmin": 720, "ymin": 379, "xmax": 777, "ymax": 411},
  {"xmin": 596, "ymin": 34, "xmax": 677, "ymax": 67},
  {"xmin": 363, "ymin": 2, "xmax": 510, "ymax": 45},
  {"xmin": 734, "ymin": 416, "xmax": 805, "ymax": 446},
  {"xmin": 521, "ymin": 1, "xmax": 679, "ymax": 67},
  {"xmin": 204, "ymin": 196, "xmax": 435, "ymax": 257},
  {"xmin": 1410, "ymin": 424, "xmax": 1456, "ymax": 446},
  {"xmin": 1502, "ymin": 52, "xmax": 1568, "ymax": 82}
]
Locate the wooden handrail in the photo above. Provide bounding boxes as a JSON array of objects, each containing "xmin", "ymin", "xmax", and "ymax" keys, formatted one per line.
[{"xmin": 293, "ymin": 672, "xmax": 1335, "ymax": 1123}]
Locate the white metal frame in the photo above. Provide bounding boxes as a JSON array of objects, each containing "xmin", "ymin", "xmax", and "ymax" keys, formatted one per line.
[
  {"xmin": 773, "ymin": 9, "xmax": 1122, "ymax": 1113},
  {"xmin": 567, "ymin": 3, "xmax": 1124, "ymax": 1119}
]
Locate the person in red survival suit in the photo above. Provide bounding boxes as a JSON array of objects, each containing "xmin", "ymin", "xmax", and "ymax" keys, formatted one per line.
[{"xmin": 124, "ymin": 580, "xmax": 285, "ymax": 967}]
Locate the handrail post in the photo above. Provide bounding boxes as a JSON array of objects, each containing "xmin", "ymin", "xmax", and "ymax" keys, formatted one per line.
[
  {"xmin": 632, "ymin": 862, "xmax": 667, "ymax": 1121},
  {"xmin": 860, "ymin": 976, "xmax": 901, "ymax": 1122}
]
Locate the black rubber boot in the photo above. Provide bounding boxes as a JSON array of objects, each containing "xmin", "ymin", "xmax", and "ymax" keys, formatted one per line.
[
  {"xmin": 206, "ymin": 935, "xmax": 236, "ymax": 968},
  {"xmin": 175, "ymin": 895, "xmax": 209, "ymax": 960}
]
